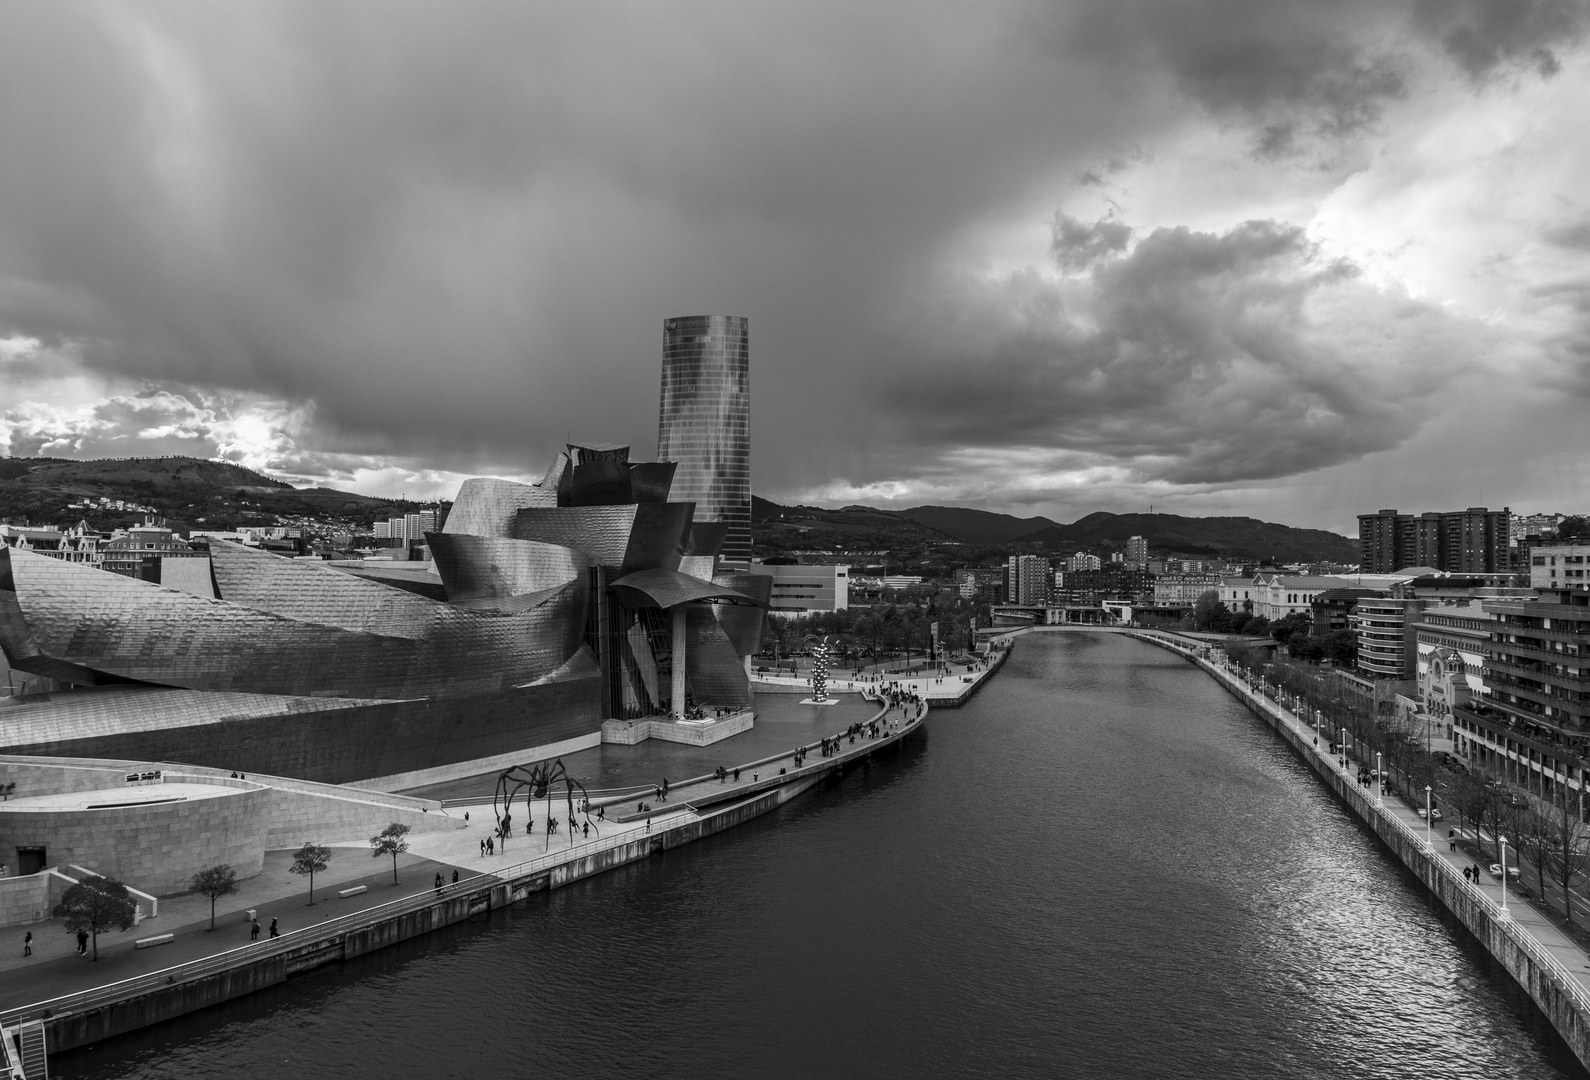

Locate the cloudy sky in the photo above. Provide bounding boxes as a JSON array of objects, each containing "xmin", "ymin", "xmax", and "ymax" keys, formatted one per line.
[{"xmin": 2, "ymin": 1, "xmax": 1588, "ymax": 533}]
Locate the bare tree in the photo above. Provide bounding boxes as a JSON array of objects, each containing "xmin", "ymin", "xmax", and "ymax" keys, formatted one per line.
[{"xmin": 1545, "ymin": 786, "xmax": 1590, "ymax": 924}]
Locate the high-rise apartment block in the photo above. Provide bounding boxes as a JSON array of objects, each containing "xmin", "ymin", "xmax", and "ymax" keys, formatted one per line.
[
  {"xmin": 1357, "ymin": 507, "xmax": 1510, "ymax": 574},
  {"xmin": 1126, "ymin": 536, "xmax": 1148, "ymax": 565},
  {"xmin": 658, "ymin": 315, "xmax": 751, "ymax": 567},
  {"xmin": 1006, "ymin": 554, "xmax": 1050, "ymax": 605}
]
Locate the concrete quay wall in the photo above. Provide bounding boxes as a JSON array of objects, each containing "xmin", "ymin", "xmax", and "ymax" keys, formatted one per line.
[
  {"xmin": 22, "ymin": 708, "xmax": 920, "ymax": 1057},
  {"xmin": 1124, "ymin": 630, "xmax": 1590, "ymax": 1071}
]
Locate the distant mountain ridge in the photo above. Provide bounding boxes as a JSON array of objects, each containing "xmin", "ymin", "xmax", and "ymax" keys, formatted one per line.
[
  {"xmin": 0, "ymin": 455, "xmax": 425, "ymax": 532},
  {"xmin": 754, "ymin": 495, "xmax": 1356, "ymax": 563}
]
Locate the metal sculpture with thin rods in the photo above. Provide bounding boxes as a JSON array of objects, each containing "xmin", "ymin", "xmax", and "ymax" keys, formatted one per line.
[
  {"xmin": 492, "ymin": 758, "xmax": 597, "ymax": 853},
  {"xmin": 805, "ymin": 634, "xmax": 833, "ymax": 702}
]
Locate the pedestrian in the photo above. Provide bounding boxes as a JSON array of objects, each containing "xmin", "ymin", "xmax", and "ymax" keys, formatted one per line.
[
  {"xmin": 269, "ymin": 918, "xmax": 279, "ymax": 938},
  {"xmin": 597, "ymin": 806, "xmax": 605, "ymax": 821},
  {"xmin": 646, "ymin": 818, "xmax": 652, "ymax": 832},
  {"xmin": 250, "ymin": 919, "xmax": 260, "ymax": 941},
  {"xmin": 76, "ymin": 930, "xmax": 88, "ymax": 956},
  {"xmin": 583, "ymin": 821, "xmax": 590, "ymax": 838},
  {"xmin": 480, "ymin": 838, "xmax": 485, "ymax": 857},
  {"xmin": 435, "ymin": 872, "xmax": 443, "ymax": 891},
  {"xmin": 23, "ymin": 931, "xmax": 31, "ymax": 957},
  {"xmin": 733, "ymin": 767, "xmax": 740, "ymax": 782},
  {"xmin": 464, "ymin": 811, "xmax": 469, "ymax": 822}
]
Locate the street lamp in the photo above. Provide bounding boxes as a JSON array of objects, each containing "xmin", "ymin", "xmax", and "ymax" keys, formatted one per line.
[
  {"xmin": 1376, "ymin": 752, "xmax": 1384, "ymax": 806},
  {"xmin": 1499, "ymin": 837, "xmax": 1510, "ymax": 916},
  {"xmin": 1341, "ymin": 726, "xmax": 1349, "ymax": 769},
  {"xmin": 1425, "ymin": 784, "xmax": 1433, "ymax": 848}
]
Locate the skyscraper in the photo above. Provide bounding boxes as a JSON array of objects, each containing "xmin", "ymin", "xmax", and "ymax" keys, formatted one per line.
[
  {"xmin": 658, "ymin": 315, "xmax": 751, "ymax": 566},
  {"xmin": 1357, "ymin": 507, "xmax": 1511, "ymax": 573}
]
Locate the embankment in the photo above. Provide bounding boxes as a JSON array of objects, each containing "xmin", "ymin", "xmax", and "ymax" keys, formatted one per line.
[{"xmin": 1125, "ymin": 629, "xmax": 1590, "ymax": 1072}]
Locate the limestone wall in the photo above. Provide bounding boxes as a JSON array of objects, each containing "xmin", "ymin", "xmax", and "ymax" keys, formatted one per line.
[
  {"xmin": 0, "ymin": 786, "xmax": 268, "ymax": 896},
  {"xmin": 0, "ymin": 873, "xmax": 49, "ymax": 926}
]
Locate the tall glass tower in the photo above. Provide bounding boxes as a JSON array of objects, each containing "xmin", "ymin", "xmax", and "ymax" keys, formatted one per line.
[{"xmin": 658, "ymin": 315, "xmax": 751, "ymax": 566}]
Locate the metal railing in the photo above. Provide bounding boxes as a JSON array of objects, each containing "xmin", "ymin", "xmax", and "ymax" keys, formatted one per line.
[{"xmin": 0, "ymin": 819, "xmax": 678, "ymax": 1028}]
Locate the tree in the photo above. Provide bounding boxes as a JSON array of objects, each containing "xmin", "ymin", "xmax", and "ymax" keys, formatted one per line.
[
  {"xmin": 52, "ymin": 876, "xmax": 137, "ymax": 961},
  {"xmin": 1557, "ymin": 516, "xmax": 1589, "ymax": 541},
  {"xmin": 1193, "ymin": 591, "xmax": 1229, "ymax": 631},
  {"xmin": 190, "ymin": 864, "xmax": 239, "ymax": 931},
  {"xmin": 1322, "ymin": 629, "xmax": 1358, "ymax": 666},
  {"xmin": 1544, "ymin": 787, "xmax": 1590, "ymax": 924},
  {"xmin": 371, "ymin": 823, "xmax": 411, "ymax": 885},
  {"xmin": 290, "ymin": 843, "xmax": 333, "ymax": 905},
  {"xmin": 1270, "ymin": 612, "xmax": 1312, "ymax": 647}
]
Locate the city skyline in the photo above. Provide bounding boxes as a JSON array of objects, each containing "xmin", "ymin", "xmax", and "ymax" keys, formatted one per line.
[{"xmin": 1, "ymin": 3, "xmax": 1588, "ymax": 536}]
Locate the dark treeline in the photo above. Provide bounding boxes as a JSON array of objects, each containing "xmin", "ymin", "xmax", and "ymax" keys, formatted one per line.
[{"xmin": 759, "ymin": 588, "xmax": 981, "ymax": 662}]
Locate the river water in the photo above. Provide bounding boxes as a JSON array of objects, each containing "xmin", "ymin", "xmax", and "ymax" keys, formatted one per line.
[{"xmin": 63, "ymin": 633, "xmax": 1587, "ymax": 1078}]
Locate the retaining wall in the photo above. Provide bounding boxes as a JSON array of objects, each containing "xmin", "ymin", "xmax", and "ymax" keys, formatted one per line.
[{"xmin": 1125, "ymin": 630, "xmax": 1590, "ymax": 1071}]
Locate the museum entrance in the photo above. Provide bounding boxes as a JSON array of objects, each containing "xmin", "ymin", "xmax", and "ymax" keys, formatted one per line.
[{"xmin": 16, "ymin": 847, "xmax": 46, "ymax": 876}]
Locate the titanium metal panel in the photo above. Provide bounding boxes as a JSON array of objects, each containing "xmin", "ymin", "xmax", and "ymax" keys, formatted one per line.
[
  {"xmin": 629, "ymin": 461, "xmax": 676, "ymax": 504},
  {"xmin": 0, "ymin": 547, "xmax": 587, "ymax": 699},
  {"xmin": 444, "ymin": 477, "xmax": 558, "ymax": 537},
  {"xmin": 329, "ymin": 562, "xmax": 450, "ymax": 601},
  {"xmin": 713, "ymin": 571, "xmax": 771, "ymax": 656},
  {"xmin": 428, "ymin": 533, "xmax": 587, "ymax": 601},
  {"xmin": 512, "ymin": 503, "xmax": 693, "ymax": 575},
  {"xmin": 658, "ymin": 315, "xmax": 751, "ymax": 565},
  {"xmin": 607, "ymin": 568, "xmax": 762, "ymax": 610},
  {"xmin": 685, "ymin": 521, "xmax": 728, "ymax": 558}
]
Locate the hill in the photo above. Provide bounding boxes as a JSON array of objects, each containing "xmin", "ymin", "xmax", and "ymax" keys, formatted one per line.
[
  {"xmin": 1011, "ymin": 511, "xmax": 1358, "ymax": 563},
  {"xmin": 894, "ymin": 505, "xmax": 1060, "ymax": 545},
  {"xmin": 0, "ymin": 456, "xmax": 427, "ymax": 533},
  {"xmin": 751, "ymin": 495, "xmax": 1354, "ymax": 563}
]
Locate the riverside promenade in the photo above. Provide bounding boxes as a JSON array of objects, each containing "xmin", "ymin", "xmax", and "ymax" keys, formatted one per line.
[
  {"xmin": 0, "ymin": 691, "xmax": 928, "ymax": 1060},
  {"xmin": 751, "ymin": 639, "xmax": 1011, "ymax": 707},
  {"xmin": 1122, "ymin": 627, "xmax": 1590, "ymax": 1071}
]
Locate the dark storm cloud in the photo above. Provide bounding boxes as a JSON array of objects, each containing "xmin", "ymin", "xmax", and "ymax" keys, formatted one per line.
[
  {"xmin": 1053, "ymin": 0, "xmax": 1410, "ymax": 158},
  {"xmin": 881, "ymin": 217, "xmax": 1482, "ymax": 484},
  {"xmin": 1412, "ymin": 0, "xmax": 1590, "ymax": 81},
  {"xmin": 0, "ymin": 0, "xmax": 1554, "ymax": 509}
]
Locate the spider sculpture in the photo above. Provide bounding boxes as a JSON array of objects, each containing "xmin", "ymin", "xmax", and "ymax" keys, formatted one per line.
[{"xmin": 492, "ymin": 758, "xmax": 597, "ymax": 853}]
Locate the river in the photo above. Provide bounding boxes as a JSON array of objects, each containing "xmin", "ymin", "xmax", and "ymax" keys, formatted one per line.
[{"xmin": 60, "ymin": 632, "xmax": 1587, "ymax": 1078}]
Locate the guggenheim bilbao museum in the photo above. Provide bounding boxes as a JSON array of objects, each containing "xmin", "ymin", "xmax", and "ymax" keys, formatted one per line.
[{"xmin": 0, "ymin": 316, "xmax": 766, "ymax": 786}]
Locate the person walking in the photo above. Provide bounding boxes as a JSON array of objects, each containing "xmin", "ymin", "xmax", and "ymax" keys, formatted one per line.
[
  {"xmin": 250, "ymin": 918, "xmax": 261, "ymax": 941},
  {"xmin": 76, "ymin": 930, "xmax": 88, "ymax": 956},
  {"xmin": 269, "ymin": 918, "xmax": 279, "ymax": 938},
  {"xmin": 451, "ymin": 869, "xmax": 459, "ymax": 884},
  {"xmin": 22, "ymin": 931, "xmax": 31, "ymax": 957}
]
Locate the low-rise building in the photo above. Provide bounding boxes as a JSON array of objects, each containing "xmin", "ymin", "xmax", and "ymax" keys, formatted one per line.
[
  {"xmin": 1531, "ymin": 543, "xmax": 1590, "ymax": 591},
  {"xmin": 745, "ymin": 561, "xmax": 849, "ymax": 616},
  {"xmin": 1153, "ymin": 573, "xmax": 1223, "ymax": 606}
]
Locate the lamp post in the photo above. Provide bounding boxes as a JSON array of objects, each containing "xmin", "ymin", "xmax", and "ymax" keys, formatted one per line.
[
  {"xmin": 1425, "ymin": 784, "xmax": 1433, "ymax": 848},
  {"xmin": 1499, "ymin": 837, "xmax": 1510, "ymax": 916},
  {"xmin": 1341, "ymin": 726, "xmax": 1349, "ymax": 769},
  {"xmin": 1376, "ymin": 751, "xmax": 1384, "ymax": 806}
]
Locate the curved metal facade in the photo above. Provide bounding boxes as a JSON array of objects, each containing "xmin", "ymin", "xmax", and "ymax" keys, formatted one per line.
[
  {"xmin": 444, "ymin": 477, "xmax": 557, "ymax": 538},
  {"xmin": 658, "ymin": 315, "xmax": 751, "ymax": 566},
  {"xmin": 429, "ymin": 533, "xmax": 590, "ymax": 602},
  {"xmin": 0, "ymin": 546, "xmax": 587, "ymax": 699}
]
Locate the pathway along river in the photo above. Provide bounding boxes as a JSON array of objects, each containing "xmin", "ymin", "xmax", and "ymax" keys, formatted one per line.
[{"xmin": 61, "ymin": 633, "xmax": 1588, "ymax": 1079}]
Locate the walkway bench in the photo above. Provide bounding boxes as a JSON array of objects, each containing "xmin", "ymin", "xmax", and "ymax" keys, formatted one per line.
[
  {"xmin": 135, "ymin": 933, "xmax": 174, "ymax": 949},
  {"xmin": 338, "ymin": 885, "xmax": 369, "ymax": 899}
]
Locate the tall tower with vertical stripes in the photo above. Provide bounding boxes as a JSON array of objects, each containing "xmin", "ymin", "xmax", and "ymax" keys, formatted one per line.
[{"xmin": 657, "ymin": 315, "xmax": 751, "ymax": 566}]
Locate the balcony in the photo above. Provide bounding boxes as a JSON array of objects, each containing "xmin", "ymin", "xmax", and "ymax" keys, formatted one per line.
[{"xmin": 1489, "ymin": 640, "xmax": 1588, "ymax": 665}]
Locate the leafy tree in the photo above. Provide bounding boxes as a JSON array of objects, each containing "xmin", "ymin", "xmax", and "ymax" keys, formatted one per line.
[
  {"xmin": 1243, "ymin": 615, "xmax": 1270, "ymax": 636},
  {"xmin": 371, "ymin": 823, "xmax": 411, "ymax": 885},
  {"xmin": 1322, "ymin": 629, "xmax": 1358, "ymax": 666},
  {"xmin": 1557, "ymin": 516, "xmax": 1589, "ymax": 541},
  {"xmin": 1289, "ymin": 636, "xmax": 1325, "ymax": 663},
  {"xmin": 1270, "ymin": 612, "xmax": 1312, "ymax": 647},
  {"xmin": 189, "ymin": 864, "xmax": 239, "ymax": 930},
  {"xmin": 290, "ymin": 843, "xmax": 333, "ymax": 904},
  {"xmin": 52, "ymin": 875, "xmax": 137, "ymax": 960},
  {"xmin": 1193, "ymin": 591, "xmax": 1231, "ymax": 631}
]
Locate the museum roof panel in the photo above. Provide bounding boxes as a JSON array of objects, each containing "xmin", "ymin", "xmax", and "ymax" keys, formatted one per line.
[{"xmin": 608, "ymin": 568, "xmax": 765, "ymax": 609}]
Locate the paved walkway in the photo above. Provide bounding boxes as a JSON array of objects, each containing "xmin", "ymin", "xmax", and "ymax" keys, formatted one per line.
[
  {"xmin": 0, "ymin": 691, "xmax": 909, "ymax": 1015},
  {"xmin": 0, "ymin": 850, "xmax": 462, "ymax": 1011}
]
